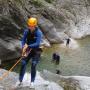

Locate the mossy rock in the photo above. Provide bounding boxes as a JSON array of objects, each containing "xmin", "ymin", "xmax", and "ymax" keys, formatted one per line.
[
  {"xmin": 59, "ymin": 78, "xmax": 81, "ymax": 90},
  {"xmin": 30, "ymin": 0, "xmax": 43, "ymax": 7},
  {"xmin": 45, "ymin": 0, "xmax": 54, "ymax": 3}
]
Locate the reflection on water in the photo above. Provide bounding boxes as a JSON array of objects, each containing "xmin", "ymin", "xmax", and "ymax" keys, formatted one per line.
[{"xmin": 3, "ymin": 36, "xmax": 90, "ymax": 76}]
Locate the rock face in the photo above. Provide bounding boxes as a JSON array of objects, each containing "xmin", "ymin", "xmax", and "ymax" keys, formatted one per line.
[
  {"xmin": 0, "ymin": 0, "xmax": 23, "ymax": 62},
  {"xmin": 42, "ymin": 70, "xmax": 90, "ymax": 90},
  {"xmin": 38, "ymin": 16, "xmax": 63, "ymax": 43},
  {"xmin": 0, "ymin": 38, "xmax": 21, "ymax": 61},
  {"xmin": 0, "ymin": 69, "xmax": 90, "ymax": 90},
  {"xmin": 0, "ymin": 69, "xmax": 18, "ymax": 90},
  {"xmin": 32, "ymin": 0, "xmax": 90, "ymax": 38},
  {"xmin": 0, "ymin": 69, "xmax": 63, "ymax": 90},
  {"xmin": 0, "ymin": 0, "xmax": 90, "ymax": 61}
]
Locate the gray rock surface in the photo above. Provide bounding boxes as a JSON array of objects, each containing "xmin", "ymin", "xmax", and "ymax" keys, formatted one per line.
[
  {"xmin": 0, "ymin": 37, "xmax": 21, "ymax": 61},
  {"xmin": 0, "ymin": 69, "xmax": 18, "ymax": 90},
  {"xmin": 42, "ymin": 70, "xmax": 90, "ymax": 90},
  {"xmin": 35, "ymin": 0, "xmax": 90, "ymax": 38},
  {"xmin": 0, "ymin": 69, "xmax": 90, "ymax": 90},
  {"xmin": 38, "ymin": 16, "xmax": 63, "ymax": 43},
  {"xmin": 0, "ymin": 69, "xmax": 63, "ymax": 90}
]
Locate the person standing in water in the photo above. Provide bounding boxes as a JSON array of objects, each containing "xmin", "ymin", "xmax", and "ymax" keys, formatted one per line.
[
  {"xmin": 52, "ymin": 52, "xmax": 61, "ymax": 74},
  {"xmin": 66, "ymin": 38, "xmax": 71, "ymax": 47}
]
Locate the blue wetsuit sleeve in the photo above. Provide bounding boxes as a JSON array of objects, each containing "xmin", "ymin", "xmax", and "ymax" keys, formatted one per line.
[
  {"xmin": 28, "ymin": 31, "xmax": 42, "ymax": 48},
  {"xmin": 21, "ymin": 30, "xmax": 28, "ymax": 48}
]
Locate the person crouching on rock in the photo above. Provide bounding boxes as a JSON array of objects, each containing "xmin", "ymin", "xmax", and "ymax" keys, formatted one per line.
[{"xmin": 19, "ymin": 17, "xmax": 43, "ymax": 88}]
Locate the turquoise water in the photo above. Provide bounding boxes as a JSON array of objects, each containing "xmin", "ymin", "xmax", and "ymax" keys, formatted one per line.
[
  {"xmin": 37, "ymin": 36, "xmax": 90, "ymax": 76},
  {"xmin": 3, "ymin": 36, "xmax": 90, "ymax": 76}
]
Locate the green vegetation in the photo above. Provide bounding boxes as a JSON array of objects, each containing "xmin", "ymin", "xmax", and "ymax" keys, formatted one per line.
[
  {"xmin": 30, "ymin": 0, "xmax": 54, "ymax": 7},
  {"xmin": 59, "ymin": 78, "xmax": 80, "ymax": 90},
  {"xmin": 30, "ymin": 0, "xmax": 43, "ymax": 7},
  {"xmin": 45, "ymin": 0, "xmax": 54, "ymax": 3}
]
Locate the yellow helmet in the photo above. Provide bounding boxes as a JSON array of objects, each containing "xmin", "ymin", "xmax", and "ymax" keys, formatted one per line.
[{"xmin": 27, "ymin": 17, "xmax": 37, "ymax": 27}]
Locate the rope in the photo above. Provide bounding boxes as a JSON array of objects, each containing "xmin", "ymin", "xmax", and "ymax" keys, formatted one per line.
[
  {"xmin": 0, "ymin": 49, "xmax": 32, "ymax": 81},
  {"xmin": 0, "ymin": 57, "xmax": 22, "ymax": 80}
]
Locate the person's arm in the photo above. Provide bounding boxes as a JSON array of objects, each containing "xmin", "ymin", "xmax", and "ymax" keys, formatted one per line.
[
  {"xmin": 21, "ymin": 30, "xmax": 28, "ymax": 48},
  {"xmin": 28, "ymin": 30, "xmax": 42, "ymax": 48}
]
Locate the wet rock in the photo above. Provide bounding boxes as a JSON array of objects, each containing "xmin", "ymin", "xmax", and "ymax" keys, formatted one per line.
[
  {"xmin": 0, "ymin": 69, "xmax": 63, "ymax": 90},
  {"xmin": 0, "ymin": 69, "xmax": 18, "ymax": 90},
  {"xmin": 59, "ymin": 78, "xmax": 80, "ymax": 90},
  {"xmin": 42, "ymin": 70, "xmax": 90, "ymax": 90},
  {"xmin": 1, "ymin": 69, "xmax": 90, "ymax": 90}
]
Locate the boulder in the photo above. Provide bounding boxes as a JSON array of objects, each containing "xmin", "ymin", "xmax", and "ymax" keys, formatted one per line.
[
  {"xmin": 38, "ymin": 16, "xmax": 63, "ymax": 43},
  {"xmin": 0, "ymin": 37, "xmax": 21, "ymax": 62},
  {"xmin": 42, "ymin": 70, "xmax": 90, "ymax": 90},
  {"xmin": 1, "ymin": 69, "xmax": 90, "ymax": 90},
  {"xmin": 0, "ymin": 69, "xmax": 18, "ymax": 90},
  {"xmin": 0, "ymin": 69, "xmax": 63, "ymax": 90}
]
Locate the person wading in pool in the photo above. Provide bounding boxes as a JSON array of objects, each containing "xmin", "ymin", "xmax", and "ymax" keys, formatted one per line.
[{"xmin": 52, "ymin": 52, "xmax": 61, "ymax": 74}]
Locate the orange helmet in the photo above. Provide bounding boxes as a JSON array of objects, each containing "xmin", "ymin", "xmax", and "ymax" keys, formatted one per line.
[{"xmin": 27, "ymin": 17, "xmax": 37, "ymax": 27}]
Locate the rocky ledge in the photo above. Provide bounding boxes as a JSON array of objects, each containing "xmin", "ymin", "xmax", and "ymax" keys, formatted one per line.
[{"xmin": 0, "ymin": 69, "xmax": 90, "ymax": 90}]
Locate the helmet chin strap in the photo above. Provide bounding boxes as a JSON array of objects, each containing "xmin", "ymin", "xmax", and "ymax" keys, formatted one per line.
[
  {"xmin": 31, "ymin": 30, "xmax": 35, "ymax": 33},
  {"xmin": 28, "ymin": 27, "xmax": 36, "ymax": 32},
  {"xmin": 29, "ymin": 28, "xmax": 36, "ymax": 34}
]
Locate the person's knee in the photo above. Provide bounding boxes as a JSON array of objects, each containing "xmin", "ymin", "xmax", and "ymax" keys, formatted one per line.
[
  {"xmin": 32, "ymin": 57, "xmax": 40, "ymax": 64},
  {"xmin": 32, "ymin": 61, "xmax": 37, "ymax": 67},
  {"xmin": 21, "ymin": 60, "xmax": 26, "ymax": 66}
]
